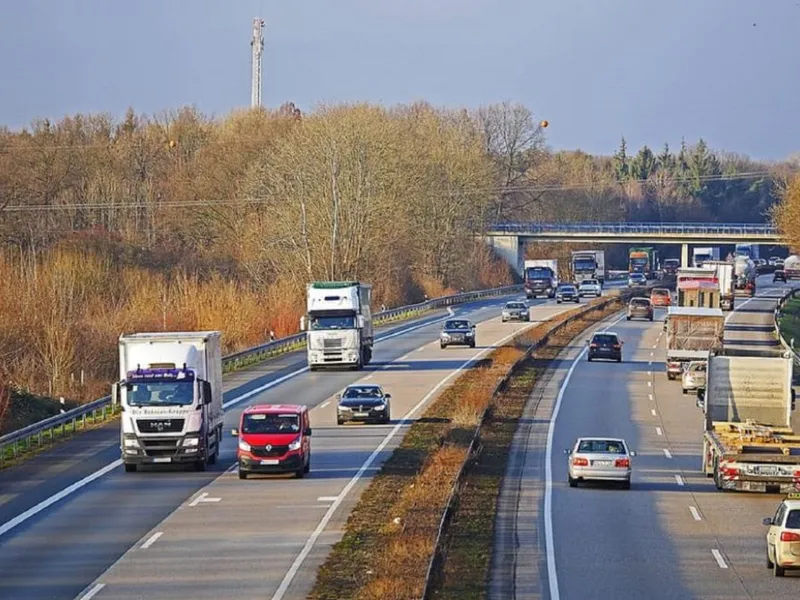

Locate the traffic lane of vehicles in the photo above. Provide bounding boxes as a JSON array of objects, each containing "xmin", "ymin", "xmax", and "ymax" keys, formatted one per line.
[
  {"xmin": 75, "ymin": 305, "xmax": 575, "ymax": 600},
  {"xmin": 0, "ymin": 294, "xmax": 538, "ymax": 600}
]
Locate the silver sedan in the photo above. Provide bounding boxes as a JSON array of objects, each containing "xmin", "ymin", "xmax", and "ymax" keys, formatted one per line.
[{"xmin": 566, "ymin": 437, "xmax": 635, "ymax": 489}]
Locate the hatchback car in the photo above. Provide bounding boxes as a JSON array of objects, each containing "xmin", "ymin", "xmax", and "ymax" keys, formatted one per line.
[
  {"xmin": 336, "ymin": 384, "xmax": 391, "ymax": 425},
  {"xmin": 774, "ymin": 269, "xmax": 786, "ymax": 283},
  {"xmin": 763, "ymin": 493, "xmax": 800, "ymax": 576},
  {"xmin": 566, "ymin": 437, "xmax": 634, "ymax": 489},
  {"xmin": 650, "ymin": 288, "xmax": 672, "ymax": 307},
  {"xmin": 556, "ymin": 284, "xmax": 580, "ymax": 304},
  {"xmin": 628, "ymin": 272, "xmax": 647, "ymax": 287},
  {"xmin": 578, "ymin": 279, "xmax": 602, "ymax": 298},
  {"xmin": 627, "ymin": 297, "xmax": 654, "ymax": 321},
  {"xmin": 682, "ymin": 360, "xmax": 706, "ymax": 395},
  {"xmin": 587, "ymin": 331, "xmax": 623, "ymax": 362},
  {"xmin": 440, "ymin": 319, "xmax": 476, "ymax": 348},
  {"xmin": 501, "ymin": 301, "xmax": 529, "ymax": 322}
]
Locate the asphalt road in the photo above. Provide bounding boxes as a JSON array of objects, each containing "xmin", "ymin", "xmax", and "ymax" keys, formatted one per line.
[
  {"xmin": 0, "ymin": 288, "xmax": 612, "ymax": 600},
  {"xmin": 491, "ymin": 275, "xmax": 800, "ymax": 600}
]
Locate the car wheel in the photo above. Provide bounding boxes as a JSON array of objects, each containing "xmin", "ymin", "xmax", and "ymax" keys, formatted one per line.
[
  {"xmin": 774, "ymin": 562, "xmax": 786, "ymax": 577},
  {"xmin": 621, "ymin": 479, "xmax": 631, "ymax": 490},
  {"xmin": 556, "ymin": 300, "xmax": 561, "ymax": 304},
  {"xmin": 337, "ymin": 418, "xmax": 345, "ymax": 425},
  {"xmin": 440, "ymin": 343, "xmax": 446, "ymax": 349},
  {"xmin": 649, "ymin": 316, "xmax": 654, "ymax": 321},
  {"xmin": 767, "ymin": 551, "xmax": 774, "ymax": 569},
  {"xmin": 626, "ymin": 316, "xmax": 631, "ymax": 321},
  {"xmin": 568, "ymin": 477, "xmax": 578, "ymax": 488},
  {"xmin": 470, "ymin": 341, "xmax": 476, "ymax": 348},
  {"xmin": 587, "ymin": 356, "xmax": 593, "ymax": 362},
  {"xmin": 617, "ymin": 357, "xmax": 622, "ymax": 363},
  {"xmin": 239, "ymin": 469, "xmax": 247, "ymax": 480}
]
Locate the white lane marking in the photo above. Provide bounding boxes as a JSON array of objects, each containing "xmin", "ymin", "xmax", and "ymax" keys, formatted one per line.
[
  {"xmin": 141, "ymin": 531, "xmax": 163, "ymax": 549},
  {"xmin": 648, "ymin": 394, "xmax": 653, "ymax": 401},
  {"xmin": 675, "ymin": 474, "xmax": 684, "ymax": 486},
  {"xmin": 364, "ymin": 374, "xmax": 374, "ymax": 380},
  {"xmin": 711, "ymin": 549, "xmax": 728, "ymax": 569},
  {"xmin": 545, "ymin": 312, "xmax": 627, "ymax": 600},
  {"xmin": 447, "ymin": 307, "xmax": 455, "ymax": 316},
  {"xmin": 651, "ymin": 409, "xmax": 657, "ymax": 416},
  {"xmin": 647, "ymin": 381, "xmax": 652, "ymax": 387},
  {"xmin": 689, "ymin": 506, "xmax": 702, "ymax": 521},
  {"xmin": 663, "ymin": 448, "xmax": 672, "ymax": 458},
  {"xmin": 226, "ymin": 463, "xmax": 238, "ymax": 474},
  {"xmin": 656, "ymin": 427, "xmax": 663, "ymax": 436},
  {"xmin": 0, "ymin": 458, "xmax": 122, "ymax": 538},
  {"xmin": 0, "ymin": 298, "xmax": 509, "ymax": 540},
  {"xmin": 647, "ymin": 371, "xmax": 652, "ymax": 376},
  {"xmin": 271, "ymin": 319, "xmax": 545, "ymax": 600},
  {"xmin": 648, "ymin": 360, "xmax": 652, "ymax": 366},
  {"xmin": 417, "ymin": 347, "xmax": 426, "ymax": 352},
  {"xmin": 77, "ymin": 584, "xmax": 105, "ymax": 600},
  {"xmin": 188, "ymin": 492, "xmax": 221, "ymax": 507},
  {"xmin": 320, "ymin": 401, "xmax": 330, "ymax": 409},
  {"xmin": 650, "ymin": 352, "xmax": 654, "ymax": 357},
  {"xmin": 317, "ymin": 496, "xmax": 338, "ymax": 502}
]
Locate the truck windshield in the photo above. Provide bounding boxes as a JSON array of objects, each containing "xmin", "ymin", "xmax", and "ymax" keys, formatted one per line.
[
  {"xmin": 242, "ymin": 413, "xmax": 300, "ymax": 434},
  {"xmin": 630, "ymin": 258, "xmax": 648, "ymax": 267},
  {"xmin": 573, "ymin": 259, "xmax": 595, "ymax": 271},
  {"xmin": 310, "ymin": 315, "xmax": 356, "ymax": 330},
  {"xmin": 125, "ymin": 381, "xmax": 194, "ymax": 406},
  {"xmin": 525, "ymin": 267, "xmax": 551, "ymax": 280}
]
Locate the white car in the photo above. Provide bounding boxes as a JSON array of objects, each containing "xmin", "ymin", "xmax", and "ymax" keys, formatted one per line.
[
  {"xmin": 682, "ymin": 361, "xmax": 706, "ymax": 395},
  {"xmin": 578, "ymin": 279, "xmax": 602, "ymax": 297},
  {"xmin": 566, "ymin": 437, "xmax": 635, "ymax": 489},
  {"xmin": 628, "ymin": 272, "xmax": 647, "ymax": 287},
  {"xmin": 763, "ymin": 493, "xmax": 800, "ymax": 576}
]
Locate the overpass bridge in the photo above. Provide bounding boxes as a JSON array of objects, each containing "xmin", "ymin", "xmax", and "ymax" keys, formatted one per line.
[{"xmin": 484, "ymin": 221, "xmax": 783, "ymax": 274}]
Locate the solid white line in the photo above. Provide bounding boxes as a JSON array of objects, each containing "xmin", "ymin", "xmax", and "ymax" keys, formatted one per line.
[
  {"xmin": 689, "ymin": 506, "xmax": 702, "ymax": 521},
  {"xmin": 650, "ymin": 352, "xmax": 654, "ymax": 357},
  {"xmin": 647, "ymin": 381, "xmax": 652, "ymax": 387},
  {"xmin": 648, "ymin": 360, "xmax": 652, "ymax": 366},
  {"xmin": 647, "ymin": 371, "xmax": 652, "ymax": 376},
  {"xmin": 363, "ymin": 374, "xmax": 374, "ymax": 380},
  {"xmin": 663, "ymin": 448, "xmax": 672, "ymax": 458},
  {"xmin": 78, "ymin": 583, "xmax": 105, "ymax": 600},
  {"xmin": 711, "ymin": 549, "xmax": 728, "ymax": 568},
  {"xmin": 189, "ymin": 493, "xmax": 207, "ymax": 507},
  {"xmin": 651, "ymin": 409, "xmax": 658, "ymax": 416},
  {"xmin": 320, "ymin": 401, "xmax": 330, "ymax": 409},
  {"xmin": 675, "ymin": 474, "xmax": 685, "ymax": 486},
  {"xmin": 317, "ymin": 496, "xmax": 338, "ymax": 502},
  {"xmin": 271, "ymin": 318, "xmax": 546, "ymax": 600},
  {"xmin": 544, "ymin": 312, "xmax": 626, "ymax": 600},
  {"xmin": 141, "ymin": 531, "xmax": 163, "ymax": 549},
  {"xmin": 656, "ymin": 427, "xmax": 663, "ymax": 436},
  {"xmin": 648, "ymin": 394, "xmax": 653, "ymax": 401}
]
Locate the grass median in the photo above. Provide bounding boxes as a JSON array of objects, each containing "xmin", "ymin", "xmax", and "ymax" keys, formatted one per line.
[
  {"xmin": 309, "ymin": 295, "xmax": 628, "ymax": 600},
  {"xmin": 778, "ymin": 295, "xmax": 800, "ymax": 350}
]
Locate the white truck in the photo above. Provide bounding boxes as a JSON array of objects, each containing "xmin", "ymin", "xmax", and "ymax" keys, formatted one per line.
[
  {"xmin": 665, "ymin": 307, "xmax": 725, "ymax": 380},
  {"xmin": 571, "ymin": 250, "xmax": 606, "ymax": 285},
  {"xmin": 734, "ymin": 255, "xmax": 757, "ymax": 297},
  {"xmin": 115, "ymin": 331, "xmax": 225, "ymax": 473},
  {"xmin": 702, "ymin": 260, "xmax": 735, "ymax": 311},
  {"xmin": 302, "ymin": 281, "xmax": 374, "ymax": 371},
  {"xmin": 693, "ymin": 247, "xmax": 720, "ymax": 267},
  {"xmin": 735, "ymin": 243, "xmax": 760, "ymax": 261},
  {"xmin": 784, "ymin": 254, "xmax": 800, "ymax": 280},
  {"xmin": 700, "ymin": 351, "xmax": 800, "ymax": 493},
  {"xmin": 524, "ymin": 259, "xmax": 559, "ymax": 299}
]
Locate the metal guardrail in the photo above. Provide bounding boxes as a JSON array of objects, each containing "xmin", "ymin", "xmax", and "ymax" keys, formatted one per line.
[
  {"xmin": 489, "ymin": 221, "xmax": 779, "ymax": 237},
  {"xmin": 774, "ymin": 287, "xmax": 800, "ymax": 370},
  {"xmin": 421, "ymin": 283, "xmax": 655, "ymax": 598},
  {"xmin": 0, "ymin": 284, "xmax": 522, "ymax": 465}
]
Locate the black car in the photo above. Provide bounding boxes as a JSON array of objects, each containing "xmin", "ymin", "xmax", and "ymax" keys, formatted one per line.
[
  {"xmin": 440, "ymin": 319, "xmax": 476, "ymax": 348},
  {"xmin": 337, "ymin": 384, "xmax": 392, "ymax": 425},
  {"xmin": 587, "ymin": 331, "xmax": 623, "ymax": 362},
  {"xmin": 774, "ymin": 269, "xmax": 786, "ymax": 283},
  {"xmin": 556, "ymin": 284, "xmax": 580, "ymax": 304}
]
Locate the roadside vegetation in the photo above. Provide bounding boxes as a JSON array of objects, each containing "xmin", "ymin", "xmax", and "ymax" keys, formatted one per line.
[
  {"xmin": 774, "ymin": 172, "xmax": 800, "ymax": 252},
  {"xmin": 777, "ymin": 296, "xmax": 800, "ymax": 352},
  {"xmin": 0, "ymin": 100, "xmax": 790, "ymax": 433}
]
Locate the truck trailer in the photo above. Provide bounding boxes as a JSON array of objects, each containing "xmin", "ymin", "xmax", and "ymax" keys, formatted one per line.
[
  {"xmin": 733, "ymin": 256, "xmax": 757, "ymax": 297},
  {"xmin": 302, "ymin": 281, "xmax": 374, "ymax": 371},
  {"xmin": 524, "ymin": 259, "xmax": 558, "ymax": 299},
  {"xmin": 115, "ymin": 331, "xmax": 225, "ymax": 473},
  {"xmin": 665, "ymin": 307, "xmax": 724, "ymax": 380},
  {"xmin": 701, "ymin": 260, "xmax": 735, "ymax": 311}
]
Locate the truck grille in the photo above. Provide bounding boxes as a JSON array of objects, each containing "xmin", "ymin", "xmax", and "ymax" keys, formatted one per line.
[
  {"xmin": 323, "ymin": 338, "xmax": 342, "ymax": 349},
  {"xmin": 140, "ymin": 437, "xmax": 181, "ymax": 457},
  {"xmin": 250, "ymin": 445, "xmax": 289, "ymax": 458},
  {"xmin": 137, "ymin": 419, "xmax": 185, "ymax": 434}
]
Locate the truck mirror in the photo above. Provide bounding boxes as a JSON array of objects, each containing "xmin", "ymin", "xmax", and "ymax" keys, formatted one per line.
[
  {"xmin": 300, "ymin": 316, "xmax": 306, "ymax": 332},
  {"xmin": 202, "ymin": 381, "xmax": 213, "ymax": 405},
  {"xmin": 357, "ymin": 315, "xmax": 366, "ymax": 329}
]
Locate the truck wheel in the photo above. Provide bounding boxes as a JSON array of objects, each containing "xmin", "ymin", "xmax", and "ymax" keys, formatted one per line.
[
  {"xmin": 194, "ymin": 459, "xmax": 207, "ymax": 472},
  {"xmin": 364, "ymin": 347, "xmax": 373, "ymax": 365},
  {"xmin": 309, "ymin": 366, "xmax": 317, "ymax": 372},
  {"xmin": 124, "ymin": 463, "xmax": 137, "ymax": 473},
  {"xmin": 470, "ymin": 341, "xmax": 476, "ymax": 348}
]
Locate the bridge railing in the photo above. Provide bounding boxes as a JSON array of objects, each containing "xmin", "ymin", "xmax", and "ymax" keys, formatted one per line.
[{"xmin": 488, "ymin": 221, "xmax": 778, "ymax": 236}]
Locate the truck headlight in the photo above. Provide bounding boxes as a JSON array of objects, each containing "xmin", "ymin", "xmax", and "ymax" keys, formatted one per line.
[
  {"xmin": 182, "ymin": 437, "xmax": 199, "ymax": 447},
  {"xmin": 288, "ymin": 437, "xmax": 302, "ymax": 451},
  {"xmin": 123, "ymin": 438, "xmax": 140, "ymax": 448},
  {"xmin": 238, "ymin": 439, "xmax": 251, "ymax": 452}
]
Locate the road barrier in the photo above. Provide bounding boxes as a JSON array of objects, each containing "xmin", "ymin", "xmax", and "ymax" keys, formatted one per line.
[{"xmin": 0, "ymin": 284, "xmax": 522, "ymax": 466}]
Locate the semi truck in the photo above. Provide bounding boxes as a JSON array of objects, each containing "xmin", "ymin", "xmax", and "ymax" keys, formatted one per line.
[
  {"xmin": 784, "ymin": 255, "xmax": 800, "ymax": 280},
  {"xmin": 702, "ymin": 260, "xmax": 735, "ymax": 311},
  {"xmin": 665, "ymin": 307, "xmax": 725, "ymax": 380},
  {"xmin": 524, "ymin": 259, "xmax": 559, "ymax": 299},
  {"xmin": 115, "ymin": 331, "xmax": 225, "ymax": 473},
  {"xmin": 692, "ymin": 247, "xmax": 720, "ymax": 267},
  {"xmin": 629, "ymin": 247, "xmax": 659, "ymax": 279},
  {"xmin": 733, "ymin": 255, "xmax": 757, "ymax": 297},
  {"xmin": 700, "ymin": 351, "xmax": 800, "ymax": 493},
  {"xmin": 571, "ymin": 250, "xmax": 606, "ymax": 285},
  {"xmin": 676, "ymin": 267, "xmax": 719, "ymax": 308},
  {"xmin": 302, "ymin": 281, "xmax": 374, "ymax": 371}
]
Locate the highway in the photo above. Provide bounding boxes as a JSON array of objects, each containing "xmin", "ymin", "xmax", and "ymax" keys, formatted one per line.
[
  {"xmin": 491, "ymin": 274, "xmax": 800, "ymax": 599},
  {"xmin": 0, "ymin": 289, "xmax": 602, "ymax": 600}
]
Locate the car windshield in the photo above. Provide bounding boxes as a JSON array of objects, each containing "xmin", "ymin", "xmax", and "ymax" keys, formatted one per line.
[
  {"xmin": 343, "ymin": 386, "xmax": 383, "ymax": 399},
  {"xmin": 652, "ymin": 289, "xmax": 669, "ymax": 297},
  {"xmin": 125, "ymin": 380, "xmax": 194, "ymax": 406},
  {"xmin": 310, "ymin": 315, "xmax": 356, "ymax": 330},
  {"xmin": 506, "ymin": 303, "xmax": 525, "ymax": 309},
  {"xmin": 560, "ymin": 286, "xmax": 576, "ymax": 292},
  {"xmin": 581, "ymin": 280, "xmax": 598, "ymax": 286},
  {"xmin": 631, "ymin": 299, "xmax": 650, "ymax": 307},
  {"xmin": 445, "ymin": 320, "xmax": 470, "ymax": 330},
  {"xmin": 592, "ymin": 334, "xmax": 618, "ymax": 345},
  {"xmin": 242, "ymin": 413, "xmax": 300, "ymax": 434},
  {"xmin": 577, "ymin": 440, "xmax": 626, "ymax": 454}
]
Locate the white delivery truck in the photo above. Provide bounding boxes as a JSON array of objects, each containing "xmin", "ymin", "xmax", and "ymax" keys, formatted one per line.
[
  {"xmin": 524, "ymin": 259, "xmax": 559, "ymax": 299},
  {"xmin": 571, "ymin": 251, "xmax": 606, "ymax": 285},
  {"xmin": 734, "ymin": 256, "xmax": 757, "ymax": 297},
  {"xmin": 692, "ymin": 247, "xmax": 720, "ymax": 267},
  {"xmin": 302, "ymin": 281, "xmax": 374, "ymax": 371},
  {"xmin": 115, "ymin": 331, "xmax": 224, "ymax": 473},
  {"xmin": 702, "ymin": 260, "xmax": 735, "ymax": 311}
]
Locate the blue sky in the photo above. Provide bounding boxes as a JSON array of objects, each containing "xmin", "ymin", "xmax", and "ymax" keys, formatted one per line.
[{"xmin": 1, "ymin": 0, "xmax": 798, "ymax": 160}]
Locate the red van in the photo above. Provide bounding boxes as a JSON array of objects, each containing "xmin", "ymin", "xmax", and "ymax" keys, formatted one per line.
[{"xmin": 232, "ymin": 404, "xmax": 311, "ymax": 479}]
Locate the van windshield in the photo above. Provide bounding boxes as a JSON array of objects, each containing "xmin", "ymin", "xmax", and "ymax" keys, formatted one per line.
[
  {"xmin": 125, "ymin": 381, "xmax": 194, "ymax": 406},
  {"xmin": 242, "ymin": 413, "xmax": 300, "ymax": 434}
]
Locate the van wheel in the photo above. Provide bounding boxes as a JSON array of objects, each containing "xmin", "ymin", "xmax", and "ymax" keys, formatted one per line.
[
  {"xmin": 295, "ymin": 466, "xmax": 306, "ymax": 479},
  {"xmin": 239, "ymin": 470, "xmax": 248, "ymax": 480},
  {"xmin": 124, "ymin": 463, "xmax": 137, "ymax": 473},
  {"xmin": 304, "ymin": 457, "xmax": 311, "ymax": 474}
]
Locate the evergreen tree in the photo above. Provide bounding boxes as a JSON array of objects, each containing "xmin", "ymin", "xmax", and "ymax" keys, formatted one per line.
[{"xmin": 613, "ymin": 137, "xmax": 629, "ymax": 182}]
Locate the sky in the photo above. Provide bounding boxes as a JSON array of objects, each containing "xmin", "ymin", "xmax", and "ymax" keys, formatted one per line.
[{"xmin": 0, "ymin": 0, "xmax": 798, "ymax": 160}]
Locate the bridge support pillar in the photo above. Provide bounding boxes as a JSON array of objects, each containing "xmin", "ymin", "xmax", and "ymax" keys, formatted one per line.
[
  {"xmin": 681, "ymin": 243, "xmax": 689, "ymax": 268},
  {"xmin": 484, "ymin": 235, "xmax": 524, "ymax": 278}
]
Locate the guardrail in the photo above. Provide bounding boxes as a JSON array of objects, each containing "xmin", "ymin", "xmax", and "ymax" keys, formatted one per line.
[
  {"xmin": 774, "ymin": 287, "xmax": 800, "ymax": 371},
  {"xmin": 0, "ymin": 284, "xmax": 522, "ymax": 466},
  {"xmin": 421, "ymin": 283, "xmax": 655, "ymax": 598}
]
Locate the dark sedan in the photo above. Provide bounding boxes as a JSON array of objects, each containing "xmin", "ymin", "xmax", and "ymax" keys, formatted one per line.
[
  {"xmin": 587, "ymin": 332, "xmax": 623, "ymax": 362},
  {"xmin": 440, "ymin": 319, "xmax": 476, "ymax": 348},
  {"xmin": 337, "ymin": 384, "xmax": 392, "ymax": 425},
  {"xmin": 556, "ymin": 284, "xmax": 580, "ymax": 304}
]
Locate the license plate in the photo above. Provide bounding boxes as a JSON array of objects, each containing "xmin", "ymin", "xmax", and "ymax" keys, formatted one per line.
[
  {"xmin": 152, "ymin": 457, "xmax": 171, "ymax": 463},
  {"xmin": 260, "ymin": 459, "xmax": 280, "ymax": 465},
  {"xmin": 354, "ymin": 412, "xmax": 370, "ymax": 417},
  {"xmin": 593, "ymin": 460, "xmax": 612, "ymax": 466}
]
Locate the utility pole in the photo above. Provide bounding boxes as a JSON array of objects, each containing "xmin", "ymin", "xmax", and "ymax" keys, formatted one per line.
[{"xmin": 250, "ymin": 17, "xmax": 265, "ymax": 108}]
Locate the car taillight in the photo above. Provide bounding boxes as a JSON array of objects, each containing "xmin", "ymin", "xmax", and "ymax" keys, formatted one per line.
[
  {"xmin": 615, "ymin": 458, "xmax": 630, "ymax": 468},
  {"xmin": 781, "ymin": 531, "xmax": 800, "ymax": 542},
  {"xmin": 613, "ymin": 344, "xmax": 621, "ymax": 349},
  {"xmin": 572, "ymin": 457, "xmax": 589, "ymax": 466}
]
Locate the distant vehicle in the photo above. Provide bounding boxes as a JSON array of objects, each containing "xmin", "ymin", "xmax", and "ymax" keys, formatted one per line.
[
  {"xmin": 571, "ymin": 251, "xmax": 606, "ymax": 284},
  {"xmin": 628, "ymin": 272, "xmax": 647, "ymax": 287},
  {"xmin": 769, "ymin": 256, "xmax": 782, "ymax": 266},
  {"xmin": 734, "ymin": 256, "xmax": 757, "ymax": 297},
  {"xmin": 629, "ymin": 246, "xmax": 659, "ymax": 278},
  {"xmin": 650, "ymin": 288, "xmax": 672, "ymax": 307},
  {"xmin": 665, "ymin": 307, "xmax": 724, "ymax": 380},
  {"xmin": 335, "ymin": 384, "xmax": 392, "ymax": 425},
  {"xmin": 556, "ymin": 284, "xmax": 580, "ymax": 304},
  {"xmin": 232, "ymin": 404, "xmax": 311, "ymax": 479},
  {"xmin": 775, "ymin": 259, "xmax": 785, "ymax": 269},
  {"xmin": 627, "ymin": 297, "xmax": 654, "ymax": 321},
  {"xmin": 735, "ymin": 243, "xmax": 760, "ymax": 261},
  {"xmin": 702, "ymin": 260, "xmax": 735, "ymax": 311},
  {"xmin": 524, "ymin": 259, "xmax": 558, "ymax": 299},
  {"xmin": 587, "ymin": 331, "xmax": 623, "ymax": 362},
  {"xmin": 566, "ymin": 437, "xmax": 635, "ymax": 489},
  {"xmin": 774, "ymin": 270, "xmax": 786, "ymax": 283},
  {"xmin": 784, "ymin": 255, "xmax": 800, "ymax": 280},
  {"xmin": 578, "ymin": 279, "xmax": 602, "ymax": 298},
  {"xmin": 693, "ymin": 247, "xmax": 720, "ymax": 267},
  {"xmin": 502, "ymin": 301, "xmax": 530, "ymax": 322},
  {"xmin": 763, "ymin": 492, "xmax": 800, "ymax": 577},
  {"xmin": 682, "ymin": 360, "xmax": 706, "ymax": 395},
  {"xmin": 440, "ymin": 319, "xmax": 476, "ymax": 348},
  {"xmin": 662, "ymin": 258, "xmax": 680, "ymax": 276}
]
